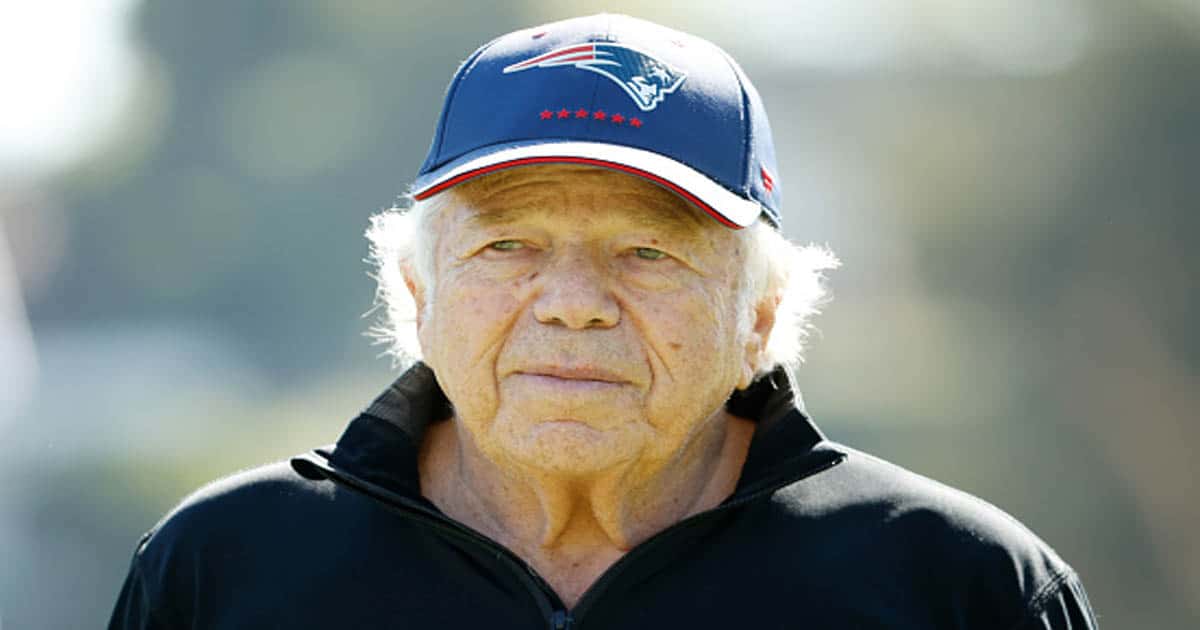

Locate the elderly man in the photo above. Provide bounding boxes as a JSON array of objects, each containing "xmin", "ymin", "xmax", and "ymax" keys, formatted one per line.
[{"xmin": 110, "ymin": 14, "xmax": 1098, "ymax": 629}]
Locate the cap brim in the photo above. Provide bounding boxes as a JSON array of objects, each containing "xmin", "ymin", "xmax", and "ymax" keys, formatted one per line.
[{"xmin": 411, "ymin": 141, "xmax": 764, "ymax": 229}]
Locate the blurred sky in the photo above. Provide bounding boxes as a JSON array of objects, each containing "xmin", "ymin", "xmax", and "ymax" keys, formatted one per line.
[
  {"xmin": 1, "ymin": 1, "xmax": 1198, "ymax": 627},
  {"xmin": 0, "ymin": 0, "xmax": 142, "ymax": 177}
]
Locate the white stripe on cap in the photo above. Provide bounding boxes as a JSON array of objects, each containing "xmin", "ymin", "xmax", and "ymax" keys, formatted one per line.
[{"xmin": 412, "ymin": 141, "xmax": 763, "ymax": 228}]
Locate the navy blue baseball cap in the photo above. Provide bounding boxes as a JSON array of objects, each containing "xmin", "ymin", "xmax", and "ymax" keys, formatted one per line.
[{"xmin": 412, "ymin": 14, "xmax": 782, "ymax": 229}]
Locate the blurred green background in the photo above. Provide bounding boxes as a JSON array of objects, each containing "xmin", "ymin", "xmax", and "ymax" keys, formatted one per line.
[{"xmin": 1, "ymin": 1, "xmax": 1197, "ymax": 627}]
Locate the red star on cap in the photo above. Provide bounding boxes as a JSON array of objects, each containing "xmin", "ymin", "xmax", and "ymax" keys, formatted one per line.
[
  {"xmin": 629, "ymin": 117, "xmax": 643, "ymax": 128},
  {"xmin": 539, "ymin": 110, "xmax": 553, "ymax": 120},
  {"xmin": 575, "ymin": 108, "xmax": 589, "ymax": 118},
  {"xmin": 610, "ymin": 113, "xmax": 625, "ymax": 124},
  {"xmin": 557, "ymin": 108, "xmax": 570, "ymax": 119},
  {"xmin": 593, "ymin": 110, "xmax": 606, "ymax": 120}
]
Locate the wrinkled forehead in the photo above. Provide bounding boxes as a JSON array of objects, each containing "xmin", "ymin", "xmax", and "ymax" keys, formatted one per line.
[{"xmin": 446, "ymin": 164, "xmax": 714, "ymax": 235}]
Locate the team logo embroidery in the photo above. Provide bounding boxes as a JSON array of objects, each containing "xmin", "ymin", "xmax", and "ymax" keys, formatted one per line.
[{"xmin": 503, "ymin": 43, "xmax": 686, "ymax": 112}]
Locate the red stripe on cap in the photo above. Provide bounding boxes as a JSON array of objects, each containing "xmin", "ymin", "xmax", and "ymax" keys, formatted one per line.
[
  {"xmin": 507, "ymin": 44, "xmax": 594, "ymax": 70},
  {"xmin": 413, "ymin": 156, "xmax": 742, "ymax": 229}
]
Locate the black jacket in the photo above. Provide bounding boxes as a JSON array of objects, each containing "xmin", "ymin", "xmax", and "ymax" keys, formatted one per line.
[{"xmin": 110, "ymin": 364, "xmax": 1099, "ymax": 629}]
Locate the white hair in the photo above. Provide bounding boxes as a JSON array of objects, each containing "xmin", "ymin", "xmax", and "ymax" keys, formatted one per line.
[{"xmin": 365, "ymin": 191, "xmax": 838, "ymax": 377}]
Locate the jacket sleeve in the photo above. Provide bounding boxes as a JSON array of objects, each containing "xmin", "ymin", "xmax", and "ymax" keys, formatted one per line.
[{"xmin": 1010, "ymin": 570, "xmax": 1100, "ymax": 630}]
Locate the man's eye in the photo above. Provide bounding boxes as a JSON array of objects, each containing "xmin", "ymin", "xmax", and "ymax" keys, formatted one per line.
[
  {"xmin": 634, "ymin": 247, "xmax": 668, "ymax": 260},
  {"xmin": 488, "ymin": 240, "xmax": 525, "ymax": 251}
]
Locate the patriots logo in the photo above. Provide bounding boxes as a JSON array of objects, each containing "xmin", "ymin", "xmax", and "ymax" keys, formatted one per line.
[{"xmin": 503, "ymin": 43, "xmax": 686, "ymax": 112}]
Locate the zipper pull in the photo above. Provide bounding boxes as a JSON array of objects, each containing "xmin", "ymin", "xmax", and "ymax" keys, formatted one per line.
[{"xmin": 549, "ymin": 609, "xmax": 574, "ymax": 629}]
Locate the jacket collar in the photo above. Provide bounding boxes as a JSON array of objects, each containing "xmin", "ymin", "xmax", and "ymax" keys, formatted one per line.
[{"xmin": 296, "ymin": 362, "xmax": 841, "ymax": 500}]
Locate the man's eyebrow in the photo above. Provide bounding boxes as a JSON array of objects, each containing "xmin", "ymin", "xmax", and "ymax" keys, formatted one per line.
[
  {"xmin": 462, "ymin": 206, "xmax": 531, "ymax": 229},
  {"xmin": 455, "ymin": 179, "xmax": 551, "ymax": 229},
  {"xmin": 624, "ymin": 202, "xmax": 707, "ymax": 235},
  {"xmin": 463, "ymin": 202, "xmax": 707, "ymax": 236}
]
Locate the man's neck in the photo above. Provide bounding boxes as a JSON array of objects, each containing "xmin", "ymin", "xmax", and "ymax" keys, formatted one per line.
[{"xmin": 417, "ymin": 411, "xmax": 755, "ymax": 607}]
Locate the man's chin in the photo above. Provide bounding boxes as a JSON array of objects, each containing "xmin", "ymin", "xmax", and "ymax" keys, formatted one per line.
[{"xmin": 501, "ymin": 420, "xmax": 641, "ymax": 477}]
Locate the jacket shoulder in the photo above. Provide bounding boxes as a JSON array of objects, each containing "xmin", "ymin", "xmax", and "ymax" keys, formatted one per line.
[
  {"xmin": 147, "ymin": 459, "xmax": 339, "ymax": 543},
  {"xmin": 113, "ymin": 460, "xmax": 347, "ymax": 624},
  {"xmin": 131, "ymin": 459, "xmax": 346, "ymax": 570},
  {"xmin": 766, "ymin": 443, "xmax": 1084, "ymax": 628}
]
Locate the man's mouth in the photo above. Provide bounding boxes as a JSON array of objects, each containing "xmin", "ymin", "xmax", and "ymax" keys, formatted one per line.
[{"xmin": 512, "ymin": 365, "xmax": 629, "ymax": 388}]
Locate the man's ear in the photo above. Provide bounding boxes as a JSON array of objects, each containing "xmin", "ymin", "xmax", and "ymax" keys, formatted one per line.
[
  {"xmin": 401, "ymin": 264, "xmax": 426, "ymax": 329},
  {"xmin": 737, "ymin": 291, "xmax": 781, "ymax": 390}
]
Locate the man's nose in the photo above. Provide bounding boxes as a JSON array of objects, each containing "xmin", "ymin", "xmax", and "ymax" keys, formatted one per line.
[{"xmin": 532, "ymin": 251, "xmax": 620, "ymax": 330}]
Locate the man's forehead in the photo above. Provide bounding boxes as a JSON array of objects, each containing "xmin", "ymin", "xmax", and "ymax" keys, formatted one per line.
[{"xmin": 449, "ymin": 165, "xmax": 711, "ymax": 234}]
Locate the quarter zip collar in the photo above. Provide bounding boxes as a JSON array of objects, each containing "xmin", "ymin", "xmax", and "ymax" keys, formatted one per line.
[{"xmin": 292, "ymin": 362, "xmax": 842, "ymax": 504}]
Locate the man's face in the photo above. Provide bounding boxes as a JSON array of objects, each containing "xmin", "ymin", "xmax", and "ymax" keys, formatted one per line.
[{"xmin": 416, "ymin": 165, "xmax": 757, "ymax": 476}]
